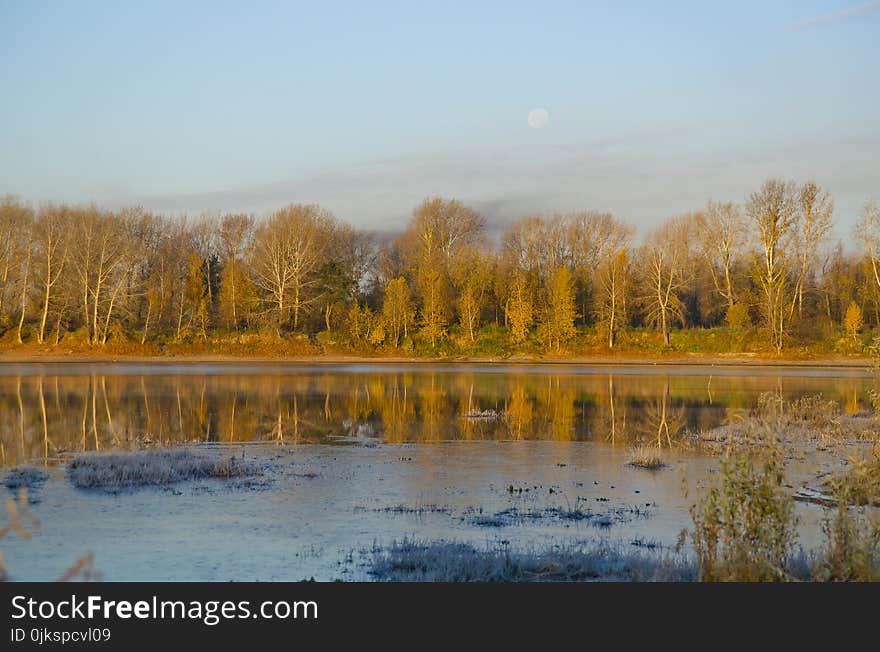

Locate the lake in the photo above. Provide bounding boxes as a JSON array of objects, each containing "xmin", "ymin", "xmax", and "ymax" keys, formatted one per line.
[{"xmin": 0, "ymin": 362, "xmax": 875, "ymax": 580}]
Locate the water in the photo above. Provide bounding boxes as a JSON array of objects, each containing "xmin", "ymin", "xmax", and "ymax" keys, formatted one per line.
[
  {"xmin": 0, "ymin": 362, "xmax": 875, "ymax": 580},
  {"xmin": 0, "ymin": 362, "xmax": 873, "ymax": 463}
]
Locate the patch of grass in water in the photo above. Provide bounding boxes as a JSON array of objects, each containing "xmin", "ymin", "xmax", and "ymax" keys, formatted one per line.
[
  {"xmin": 463, "ymin": 502, "xmax": 653, "ymax": 529},
  {"xmin": 67, "ymin": 448, "xmax": 263, "ymax": 491},
  {"xmin": 3, "ymin": 466, "xmax": 49, "ymax": 491},
  {"xmin": 627, "ymin": 445, "xmax": 668, "ymax": 470},
  {"xmin": 368, "ymin": 538, "xmax": 697, "ymax": 582},
  {"xmin": 377, "ymin": 504, "xmax": 451, "ymax": 515}
]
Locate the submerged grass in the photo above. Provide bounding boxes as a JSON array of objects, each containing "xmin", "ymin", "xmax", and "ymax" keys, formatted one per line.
[
  {"xmin": 368, "ymin": 538, "xmax": 696, "ymax": 582},
  {"xmin": 67, "ymin": 448, "xmax": 262, "ymax": 490}
]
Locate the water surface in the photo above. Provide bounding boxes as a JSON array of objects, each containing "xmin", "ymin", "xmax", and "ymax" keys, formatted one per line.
[{"xmin": 0, "ymin": 363, "xmax": 875, "ymax": 580}]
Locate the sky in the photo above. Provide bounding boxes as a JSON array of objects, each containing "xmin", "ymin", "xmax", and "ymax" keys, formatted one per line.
[{"xmin": 1, "ymin": 1, "xmax": 878, "ymax": 238}]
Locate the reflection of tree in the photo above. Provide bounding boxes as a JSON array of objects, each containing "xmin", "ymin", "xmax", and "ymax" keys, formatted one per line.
[
  {"xmin": 606, "ymin": 375, "xmax": 627, "ymax": 444},
  {"xmin": 0, "ymin": 370, "xmax": 875, "ymax": 466},
  {"xmin": 417, "ymin": 374, "xmax": 446, "ymax": 441},
  {"xmin": 640, "ymin": 381, "xmax": 684, "ymax": 448},
  {"xmin": 38, "ymin": 377, "xmax": 49, "ymax": 461},
  {"xmin": 541, "ymin": 376, "xmax": 575, "ymax": 441},
  {"xmin": 384, "ymin": 379, "xmax": 414, "ymax": 443},
  {"xmin": 505, "ymin": 383, "xmax": 534, "ymax": 440}
]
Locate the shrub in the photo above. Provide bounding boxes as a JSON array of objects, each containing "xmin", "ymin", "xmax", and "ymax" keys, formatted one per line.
[
  {"xmin": 812, "ymin": 484, "xmax": 880, "ymax": 581},
  {"xmin": 686, "ymin": 443, "xmax": 799, "ymax": 581}
]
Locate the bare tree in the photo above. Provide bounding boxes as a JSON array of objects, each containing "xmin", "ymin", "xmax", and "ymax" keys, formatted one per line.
[
  {"xmin": 0, "ymin": 196, "xmax": 33, "ymax": 325},
  {"xmin": 695, "ymin": 201, "xmax": 745, "ymax": 313},
  {"xmin": 789, "ymin": 181, "xmax": 833, "ymax": 319},
  {"xmin": 640, "ymin": 217, "xmax": 693, "ymax": 345},
  {"xmin": 33, "ymin": 204, "xmax": 70, "ymax": 343},
  {"xmin": 69, "ymin": 207, "xmax": 131, "ymax": 345},
  {"xmin": 747, "ymin": 179, "xmax": 799, "ymax": 353},
  {"xmin": 855, "ymin": 200, "xmax": 880, "ymax": 294},
  {"xmin": 251, "ymin": 204, "xmax": 335, "ymax": 332}
]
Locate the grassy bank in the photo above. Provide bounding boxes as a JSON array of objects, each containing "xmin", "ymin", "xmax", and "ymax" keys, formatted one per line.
[{"xmin": 0, "ymin": 325, "xmax": 875, "ymax": 366}]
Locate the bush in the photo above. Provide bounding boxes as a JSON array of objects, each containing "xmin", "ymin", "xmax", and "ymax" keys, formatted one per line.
[
  {"xmin": 812, "ymin": 485, "xmax": 880, "ymax": 581},
  {"xmin": 686, "ymin": 443, "xmax": 799, "ymax": 581}
]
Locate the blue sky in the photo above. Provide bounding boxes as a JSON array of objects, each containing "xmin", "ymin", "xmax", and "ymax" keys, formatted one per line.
[{"xmin": 1, "ymin": 1, "xmax": 878, "ymax": 235}]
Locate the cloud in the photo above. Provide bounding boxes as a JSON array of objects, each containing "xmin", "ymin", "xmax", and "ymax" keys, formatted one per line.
[{"xmin": 788, "ymin": 0, "xmax": 880, "ymax": 30}]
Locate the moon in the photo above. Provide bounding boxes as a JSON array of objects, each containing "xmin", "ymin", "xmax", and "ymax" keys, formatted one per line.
[{"xmin": 527, "ymin": 108, "xmax": 549, "ymax": 129}]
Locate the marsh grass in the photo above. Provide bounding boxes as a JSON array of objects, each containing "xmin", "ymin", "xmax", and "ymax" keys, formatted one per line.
[
  {"xmin": 368, "ymin": 538, "xmax": 697, "ymax": 582},
  {"xmin": 689, "ymin": 392, "xmax": 879, "ymax": 452},
  {"xmin": 627, "ymin": 445, "xmax": 667, "ymax": 470},
  {"xmin": 830, "ymin": 445, "xmax": 880, "ymax": 507},
  {"xmin": 67, "ymin": 448, "xmax": 262, "ymax": 490}
]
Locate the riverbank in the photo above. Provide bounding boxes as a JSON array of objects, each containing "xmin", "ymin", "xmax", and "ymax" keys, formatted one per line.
[{"xmin": 0, "ymin": 349, "xmax": 874, "ymax": 368}]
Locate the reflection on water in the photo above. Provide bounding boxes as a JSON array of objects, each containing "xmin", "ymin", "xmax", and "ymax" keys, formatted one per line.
[{"xmin": 0, "ymin": 364, "xmax": 874, "ymax": 467}]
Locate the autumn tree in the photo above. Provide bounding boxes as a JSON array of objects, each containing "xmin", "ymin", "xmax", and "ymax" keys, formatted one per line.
[
  {"xmin": 218, "ymin": 213, "xmax": 255, "ymax": 331},
  {"xmin": 178, "ymin": 252, "xmax": 209, "ymax": 340},
  {"xmin": 400, "ymin": 198, "xmax": 484, "ymax": 347},
  {"xmin": 843, "ymin": 301, "xmax": 863, "ymax": 342},
  {"xmin": 345, "ymin": 302, "xmax": 376, "ymax": 347},
  {"xmin": 505, "ymin": 271, "xmax": 534, "ymax": 343},
  {"xmin": 565, "ymin": 211, "xmax": 632, "ymax": 324},
  {"xmin": 540, "ymin": 266, "xmax": 577, "ymax": 350},
  {"xmin": 380, "ymin": 277, "xmax": 413, "ymax": 347},
  {"xmin": 140, "ymin": 217, "xmax": 188, "ymax": 343}
]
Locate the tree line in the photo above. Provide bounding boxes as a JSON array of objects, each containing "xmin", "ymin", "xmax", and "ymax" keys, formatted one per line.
[{"xmin": 1, "ymin": 180, "xmax": 879, "ymax": 354}]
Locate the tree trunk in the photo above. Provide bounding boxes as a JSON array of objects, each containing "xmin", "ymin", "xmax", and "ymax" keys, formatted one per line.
[{"xmin": 16, "ymin": 247, "xmax": 32, "ymax": 344}]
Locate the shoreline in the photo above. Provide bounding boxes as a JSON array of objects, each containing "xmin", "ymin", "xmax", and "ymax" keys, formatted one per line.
[{"xmin": 0, "ymin": 350, "xmax": 873, "ymax": 369}]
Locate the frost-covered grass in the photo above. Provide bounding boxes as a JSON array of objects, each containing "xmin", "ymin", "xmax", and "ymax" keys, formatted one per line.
[
  {"xmin": 368, "ymin": 538, "xmax": 696, "ymax": 582},
  {"xmin": 2, "ymin": 465, "xmax": 49, "ymax": 491},
  {"xmin": 67, "ymin": 448, "xmax": 262, "ymax": 490}
]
